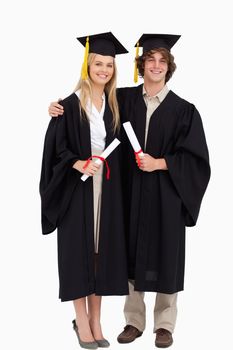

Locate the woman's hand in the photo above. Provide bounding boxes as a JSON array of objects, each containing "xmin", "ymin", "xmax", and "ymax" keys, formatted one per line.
[{"xmin": 73, "ymin": 160, "xmax": 100, "ymax": 176}]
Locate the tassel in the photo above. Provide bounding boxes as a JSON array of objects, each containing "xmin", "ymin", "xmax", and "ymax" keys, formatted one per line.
[
  {"xmin": 134, "ymin": 42, "xmax": 139, "ymax": 83},
  {"xmin": 81, "ymin": 36, "xmax": 89, "ymax": 80}
]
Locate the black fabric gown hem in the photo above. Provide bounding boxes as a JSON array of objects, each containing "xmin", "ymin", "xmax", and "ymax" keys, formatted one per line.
[
  {"xmin": 59, "ymin": 289, "xmax": 129, "ymax": 302},
  {"xmin": 59, "ymin": 289, "xmax": 96, "ymax": 302},
  {"xmin": 133, "ymin": 286, "xmax": 184, "ymax": 294}
]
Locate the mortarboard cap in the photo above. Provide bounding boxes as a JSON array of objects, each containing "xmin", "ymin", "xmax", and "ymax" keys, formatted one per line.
[
  {"xmin": 77, "ymin": 32, "xmax": 128, "ymax": 57},
  {"xmin": 77, "ymin": 32, "xmax": 128, "ymax": 80},
  {"xmin": 133, "ymin": 33, "xmax": 181, "ymax": 83},
  {"xmin": 135, "ymin": 33, "xmax": 181, "ymax": 53}
]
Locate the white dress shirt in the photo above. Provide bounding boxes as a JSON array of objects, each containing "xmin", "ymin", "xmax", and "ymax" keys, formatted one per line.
[{"xmin": 75, "ymin": 90, "xmax": 106, "ymax": 151}]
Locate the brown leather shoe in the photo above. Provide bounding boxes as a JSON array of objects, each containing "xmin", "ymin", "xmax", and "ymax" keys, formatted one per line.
[
  {"xmin": 117, "ymin": 325, "xmax": 143, "ymax": 343},
  {"xmin": 155, "ymin": 328, "xmax": 173, "ymax": 348}
]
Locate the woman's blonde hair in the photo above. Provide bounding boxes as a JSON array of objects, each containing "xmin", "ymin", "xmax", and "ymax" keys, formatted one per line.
[{"xmin": 74, "ymin": 53, "xmax": 120, "ymax": 132}]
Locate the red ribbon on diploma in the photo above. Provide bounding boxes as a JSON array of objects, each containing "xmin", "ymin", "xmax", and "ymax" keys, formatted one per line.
[
  {"xmin": 134, "ymin": 149, "xmax": 143, "ymax": 167},
  {"xmin": 83, "ymin": 155, "xmax": 110, "ymax": 180}
]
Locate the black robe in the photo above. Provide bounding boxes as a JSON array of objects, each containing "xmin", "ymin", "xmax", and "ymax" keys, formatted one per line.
[
  {"xmin": 118, "ymin": 85, "xmax": 210, "ymax": 293},
  {"xmin": 40, "ymin": 93, "xmax": 129, "ymax": 301}
]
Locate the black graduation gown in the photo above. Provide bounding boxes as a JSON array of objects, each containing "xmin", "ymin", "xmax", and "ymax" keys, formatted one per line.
[
  {"xmin": 117, "ymin": 85, "xmax": 210, "ymax": 293},
  {"xmin": 40, "ymin": 93, "xmax": 129, "ymax": 301}
]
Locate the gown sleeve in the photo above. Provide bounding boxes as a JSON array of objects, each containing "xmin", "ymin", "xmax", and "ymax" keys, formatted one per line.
[
  {"xmin": 164, "ymin": 104, "xmax": 211, "ymax": 226},
  {"xmin": 39, "ymin": 106, "xmax": 79, "ymax": 234}
]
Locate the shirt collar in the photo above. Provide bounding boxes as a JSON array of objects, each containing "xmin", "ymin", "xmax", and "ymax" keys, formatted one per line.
[
  {"xmin": 143, "ymin": 84, "xmax": 169, "ymax": 103},
  {"xmin": 75, "ymin": 89, "xmax": 106, "ymax": 114}
]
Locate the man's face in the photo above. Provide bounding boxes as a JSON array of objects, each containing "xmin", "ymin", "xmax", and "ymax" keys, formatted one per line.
[{"xmin": 143, "ymin": 51, "xmax": 168, "ymax": 84}]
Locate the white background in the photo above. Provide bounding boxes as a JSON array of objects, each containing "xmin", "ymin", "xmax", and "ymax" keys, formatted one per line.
[{"xmin": 0, "ymin": 0, "xmax": 232, "ymax": 349}]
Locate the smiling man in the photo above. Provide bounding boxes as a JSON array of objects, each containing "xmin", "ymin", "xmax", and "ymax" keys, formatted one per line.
[
  {"xmin": 48, "ymin": 34, "xmax": 210, "ymax": 348},
  {"xmin": 116, "ymin": 34, "xmax": 210, "ymax": 348}
]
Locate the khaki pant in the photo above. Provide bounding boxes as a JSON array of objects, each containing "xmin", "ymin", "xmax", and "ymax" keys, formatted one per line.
[{"xmin": 124, "ymin": 280, "xmax": 178, "ymax": 333}]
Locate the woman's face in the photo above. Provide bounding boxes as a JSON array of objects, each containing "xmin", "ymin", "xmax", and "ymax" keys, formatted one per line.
[{"xmin": 89, "ymin": 54, "xmax": 114, "ymax": 86}]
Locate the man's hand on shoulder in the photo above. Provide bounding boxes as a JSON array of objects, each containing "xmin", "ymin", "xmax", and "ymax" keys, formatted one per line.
[{"xmin": 48, "ymin": 99, "xmax": 64, "ymax": 117}]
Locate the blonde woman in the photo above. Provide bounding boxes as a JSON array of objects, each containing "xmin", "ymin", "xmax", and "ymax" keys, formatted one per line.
[{"xmin": 40, "ymin": 32, "xmax": 128, "ymax": 349}]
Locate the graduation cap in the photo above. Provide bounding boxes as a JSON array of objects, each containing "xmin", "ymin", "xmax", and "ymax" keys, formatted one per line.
[
  {"xmin": 134, "ymin": 34, "xmax": 181, "ymax": 83},
  {"xmin": 77, "ymin": 32, "xmax": 128, "ymax": 80}
]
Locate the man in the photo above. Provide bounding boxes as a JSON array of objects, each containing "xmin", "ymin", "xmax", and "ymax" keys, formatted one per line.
[{"xmin": 48, "ymin": 34, "xmax": 210, "ymax": 348}]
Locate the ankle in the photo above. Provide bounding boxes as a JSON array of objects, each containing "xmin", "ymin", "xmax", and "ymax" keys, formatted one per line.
[
  {"xmin": 89, "ymin": 317, "xmax": 99, "ymax": 326},
  {"xmin": 76, "ymin": 318, "xmax": 90, "ymax": 331}
]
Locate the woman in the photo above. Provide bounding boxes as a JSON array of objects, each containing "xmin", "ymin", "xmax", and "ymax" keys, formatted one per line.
[{"xmin": 40, "ymin": 32, "xmax": 129, "ymax": 349}]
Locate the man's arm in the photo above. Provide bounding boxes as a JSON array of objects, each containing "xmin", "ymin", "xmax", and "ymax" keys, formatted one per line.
[{"xmin": 48, "ymin": 99, "xmax": 64, "ymax": 117}]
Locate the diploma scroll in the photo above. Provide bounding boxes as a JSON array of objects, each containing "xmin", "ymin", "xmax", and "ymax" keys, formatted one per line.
[
  {"xmin": 81, "ymin": 138, "xmax": 121, "ymax": 182},
  {"xmin": 123, "ymin": 122, "xmax": 144, "ymax": 158}
]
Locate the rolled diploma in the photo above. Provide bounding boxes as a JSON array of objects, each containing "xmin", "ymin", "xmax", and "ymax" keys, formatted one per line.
[
  {"xmin": 81, "ymin": 138, "xmax": 121, "ymax": 182},
  {"xmin": 123, "ymin": 122, "xmax": 144, "ymax": 157}
]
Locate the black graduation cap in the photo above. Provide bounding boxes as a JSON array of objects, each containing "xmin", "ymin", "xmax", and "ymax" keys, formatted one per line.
[
  {"xmin": 77, "ymin": 31, "xmax": 128, "ymax": 57},
  {"xmin": 135, "ymin": 33, "xmax": 181, "ymax": 53},
  {"xmin": 133, "ymin": 33, "xmax": 181, "ymax": 83}
]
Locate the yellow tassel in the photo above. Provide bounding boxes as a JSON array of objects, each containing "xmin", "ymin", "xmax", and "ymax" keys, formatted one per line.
[
  {"xmin": 134, "ymin": 42, "xmax": 139, "ymax": 83},
  {"xmin": 81, "ymin": 36, "xmax": 89, "ymax": 80}
]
